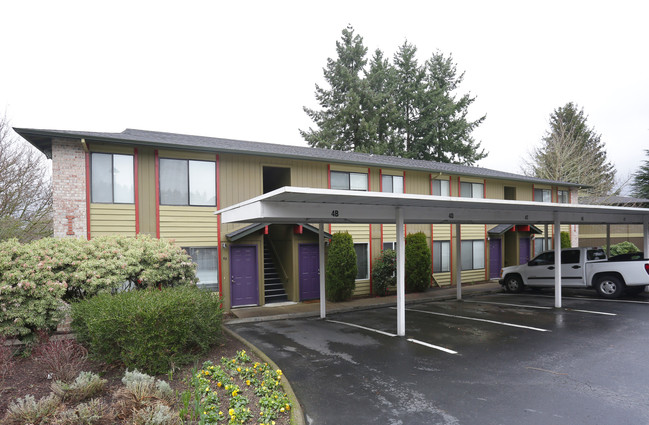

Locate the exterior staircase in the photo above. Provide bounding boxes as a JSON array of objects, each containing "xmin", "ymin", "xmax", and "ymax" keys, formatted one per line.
[{"xmin": 263, "ymin": 244, "xmax": 288, "ymax": 304}]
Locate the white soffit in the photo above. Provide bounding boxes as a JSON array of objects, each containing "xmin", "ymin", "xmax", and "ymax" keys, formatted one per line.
[{"xmin": 216, "ymin": 187, "xmax": 649, "ymax": 226}]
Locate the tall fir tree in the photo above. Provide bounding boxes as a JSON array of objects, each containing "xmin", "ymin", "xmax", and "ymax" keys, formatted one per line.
[
  {"xmin": 631, "ymin": 150, "xmax": 649, "ymax": 199},
  {"xmin": 526, "ymin": 102, "xmax": 616, "ymax": 196},
  {"xmin": 300, "ymin": 26, "xmax": 373, "ymax": 152},
  {"xmin": 302, "ymin": 27, "xmax": 487, "ymax": 165},
  {"xmin": 412, "ymin": 52, "xmax": 486, "ymax": 164},
  {"xmin": 364, "ymin": 49, "xmax": 400, "ymax": 155}
]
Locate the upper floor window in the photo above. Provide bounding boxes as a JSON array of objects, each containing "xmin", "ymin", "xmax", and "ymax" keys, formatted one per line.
[
  {"xmin": 534, "ymin": 188, "xmax": 551, "ymax": 203},
  {"xmin": 557, "ymin": 190, "xmax": 569, "ymax": 203},
  {"xmin": 382, "ymin": 175, "xmax": 403, "ymax": 193},
  {"xmin": 91, "ymin": 153, "xmax": 134, "ymax": 204},
  {"xmin": 160, "ymin": 158, "xmax": 216, "ymax": 206},
  {"xmin": 330, "ymin": 171, "xmax": 367, "ymax": 191},
  {"xmin": 460, "ymin": 182, "xmax": 484, "ymax": 198},
  {"xmin": 432, "ymin": 179, "xmax": 450, "ymax": 196}
]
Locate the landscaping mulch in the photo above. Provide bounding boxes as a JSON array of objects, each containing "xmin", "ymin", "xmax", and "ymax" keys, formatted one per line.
[{"xmin": 0, "ymin": 333, "xmax": 291, "ymax": 425}]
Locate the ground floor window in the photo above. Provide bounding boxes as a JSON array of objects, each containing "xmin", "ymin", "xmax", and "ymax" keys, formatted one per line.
[
  {"xmin": 533, "ymin": 238, "xmax": 546, "ymax": 256},
  {"xmin": 354, "ymin": 243, "xmax": 369, "ymax": 280},
  {"xmin": 383, "ymin": 241, "xmax": 396, "ymax": 251},
  {"xmin": 461, "ymin": 240, "xmax": 485, "ymax": 270},
  {"xmin": 183, "ymin": 247, "xmax": 219, "ymax": 290},
  {"xmin": 433, "ymin": 241, "xmax": 450, "ymax": 273}
]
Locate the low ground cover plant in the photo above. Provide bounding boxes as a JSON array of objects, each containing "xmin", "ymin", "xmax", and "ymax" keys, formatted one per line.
[{"xmin": 0, "ymin": 235, "xmax": 197, "ymax": 342}]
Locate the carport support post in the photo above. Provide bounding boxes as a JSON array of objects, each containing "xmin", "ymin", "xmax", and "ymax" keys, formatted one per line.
[
  {"xmin": 396, "ymin": 207, "xmax": 406, "ymax": 337},
  {"xmin": 606, "ymin": 224, "xmax": 611, "ymax": 257},
  {"xmin": 544, "ymin": 225, "xmax": 549, "ymax": 251},
  {"xmin": 644, "ymin": 217, "xmax": 649, "ymax": 259},
  {"xmin": 554, "ymin": 214, "xmax": 562, "ymax": 308},
  {"xmin": 455, "ymin": 224, "xmax": 462, "ymax": 300},
  {"xmin": 319, "ymin": 223, "xmax": 326, "ymax": 319}
]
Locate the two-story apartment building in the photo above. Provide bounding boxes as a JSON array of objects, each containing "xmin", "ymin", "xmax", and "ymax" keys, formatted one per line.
[{"xmin": 16, "ymin": 127, "xmax": 580, "ymax": 309}]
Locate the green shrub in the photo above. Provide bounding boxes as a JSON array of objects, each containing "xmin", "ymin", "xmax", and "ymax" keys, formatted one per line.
[
  {"xmin": 71, "ymin": 286, "xmax": 224, "ymax": 374},
  {"xmin": 0, "ymin": 235, "xmax": 197, "ymax": 341},
  {"xmin": 405, "ymin": 232, "xmax": 431, "ymax": 292},
  {"xmin": 560, "ymin": 231, "xmax": 571, "ymax": 248},
  {"xmin": 325, "ymin": 232, "xmax": 357, "ymax": 302},
  {"xmin": 603, "ymin": 241, "xmax": 640, "ymax": 256},
  {"xmin": 372, "ymin": 249, "xmax": 396, "ymax": 296}
]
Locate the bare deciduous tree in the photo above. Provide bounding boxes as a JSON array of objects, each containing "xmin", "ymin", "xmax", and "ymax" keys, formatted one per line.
[{"xmin": 0, "ymin": 115, "xmax": 52, "ymax": 241}]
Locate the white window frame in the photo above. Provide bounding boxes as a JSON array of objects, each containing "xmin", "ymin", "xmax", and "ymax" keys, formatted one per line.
[
  {"xmin": 90, "ymin": 152, "xmax": 135, "ymax": 204},
  {"xmin": 461, "ymin": 240, "xmax": 485, "ymax": 271},
  {"xmin": 330, "ymin": 171, "xmax": 368, "ymax": 191},
  {"xmin": 159, "ymin": 158, "xmax": 216, "ymax": 206},
  {"xmin": 381, "ymin": 174, "xmax": 404, "ymax": 193},
  {"xmin": 354, "ymin": 242, "xmax": 370, "ymax": 281},
  {"xmin": 432, "ymin": 179, "xmax": 450, "ymax": 197},
  {"xmin": 383, "ymin": 241, "xmax": 396, "ymax": 251},
  {"xmin": 460, "ymin": 182, "xmax": 484, "ymax": 199},
  {"xmin": 534, "ymin": 188, "xmax": 552, "ymax": 203},
  {"xmin": 183, "ymin": 246, "xmax": 219, "ymax": 290},
  {"xmin": 433, "ymin": 240, "xmax": 451, "ymax": 273}
]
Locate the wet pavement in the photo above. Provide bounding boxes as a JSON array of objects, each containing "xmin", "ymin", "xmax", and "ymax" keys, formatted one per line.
[{"xmin": 228, "ymin": 290, "xmax": 649, "ymax": 424}]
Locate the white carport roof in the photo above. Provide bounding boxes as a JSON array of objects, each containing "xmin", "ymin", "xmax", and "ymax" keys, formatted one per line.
[
  {"xmin": 217, "ymin": 187, "xmax": 649, "ymax": 226},
  {"xmin": 216, "ymin": 187, "xmax": 649, "ymax": 337}
]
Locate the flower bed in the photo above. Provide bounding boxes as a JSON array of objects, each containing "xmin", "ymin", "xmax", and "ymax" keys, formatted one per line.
[{"xmin": 181, "ymin": 350, "xmax": 292, "ymax": 425}]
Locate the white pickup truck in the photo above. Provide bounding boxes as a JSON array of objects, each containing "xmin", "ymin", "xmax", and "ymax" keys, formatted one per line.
[{"xmin": 499, "ymin": 247, "xmax": 649, "ymax": 298}]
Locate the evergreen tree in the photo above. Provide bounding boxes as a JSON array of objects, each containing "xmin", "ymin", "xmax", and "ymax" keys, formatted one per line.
[
  {"xmin": 631, "ymin": 150, "xmax": 649, "ymax": 199},
  {"xmin": 300, "ymin": 26, "xmax": 372, "ymax": 152},
  {"xmin": 392, "ymin": 41, "xmax": 424, "ymax": 154},
  {"xmin": 412, "ymin": 52, "xmax": 486, "ymax": 164},
  {"xmin": 525, "ymin": 102, "xmax": 616, "ymax": 196},
  {"xmin": 364, "ymin": 49, "xmax": 400, "ymax": 156}
]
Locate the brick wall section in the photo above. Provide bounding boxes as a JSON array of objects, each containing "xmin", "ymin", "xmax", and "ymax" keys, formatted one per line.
[{"xmin": 52, "ymin": 138, "xmax": 87, "ymax": 238}]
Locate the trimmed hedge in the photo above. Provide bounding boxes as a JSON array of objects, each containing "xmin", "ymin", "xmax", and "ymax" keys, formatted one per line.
[
  {"xmin": 71, "ymin": 286, "xmax": 224, "ymax": 374},
  {"xmin": 325, "ymin": 232, "xmax": 357, "ymax": 302},
  {"xmin": 405, "ymin": 232, "xmax": 431, "ymax": 292}
]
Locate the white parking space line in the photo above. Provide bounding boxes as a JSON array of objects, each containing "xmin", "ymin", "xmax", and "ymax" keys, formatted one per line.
[
  {"xmin": 565, "ymin": 309, "xmax": 616, "ymax": 316},
  {"xmin": 407, "ymin": 338, "xmax": 458, "ymax": 354},
  {"xmin": 326, "ymin": 320, "xmax": 397, "ymax": 337},
  {"xmin": 494, "ymin": 292, "xmax": 649, "ymax": 305},
  {"xmin": 463, "ymin": 300, "xmax": 552, "ymax": 310},
  {"xmin": 394, "ymin": 307, "xmax": 550, "ymax": 332}
]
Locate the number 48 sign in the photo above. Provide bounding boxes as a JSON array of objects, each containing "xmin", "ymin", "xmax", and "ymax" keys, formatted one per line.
[{"xmin": 331, "ymin": 210, "xmax": 339, "ymax": 217}]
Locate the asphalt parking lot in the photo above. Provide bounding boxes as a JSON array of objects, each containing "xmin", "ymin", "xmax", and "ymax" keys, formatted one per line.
[{"xmin": 228, "ymin": 290, "xmax": 649, "ymax": 425}]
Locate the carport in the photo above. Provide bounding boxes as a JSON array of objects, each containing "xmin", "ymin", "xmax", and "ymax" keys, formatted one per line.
[{"xmin": 216, "ymin": 187, "xmax": 649, "ymax": 336}]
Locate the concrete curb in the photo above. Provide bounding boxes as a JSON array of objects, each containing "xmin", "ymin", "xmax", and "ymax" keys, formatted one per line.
[
  {"xmin": 225, "ymin": 286, "xmax": 501, "ymax": 325},
  {"xmin": 223, "ymin": 326, "xmax": 306, "ymax": 425}
]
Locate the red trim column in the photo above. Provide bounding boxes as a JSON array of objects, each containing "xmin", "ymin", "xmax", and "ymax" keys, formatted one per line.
[
  {"xmin": 85, "ymin": 152, "xmax": 91, "ymax": 240},
  {"xmin": 134, "ymin": 148, "xmax": 140, "ymax": 235},
  {"xmin": 154, "ymin": 150, "xmax": 160, "ymax": 239},
  {"xmin": 216, "ymin": 154, "xmax": 222, "ymax": 295}
]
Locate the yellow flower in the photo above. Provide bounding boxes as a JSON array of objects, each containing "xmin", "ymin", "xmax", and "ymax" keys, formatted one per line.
[
  {"xmin": 229, "ymin": 408, "xmax": 235, "ymax": 415},
  {"xmin": 232, "ymin": 390, "xmax": 238, "ymax": 397},
  {"xmin": 286, "ymin": 404, "xmax": 291, "ymax": 410},
  {"xmin": 217, "ymin": 381, "xmax": 222, "ymax": 387},
  {"xmin": 280, "ymin": 408, "xmax": 285, "ymax": 413},
  {"xmin": 219, "ymin": 411, "xmax": 223, "ymax": 415},
  {"xmin": 205, "ymin": 387, "xmax": 210, "ymax": 392},
  {"xmin": 246, "ymin": 380, "xmax": 251, "ymax": 386}
]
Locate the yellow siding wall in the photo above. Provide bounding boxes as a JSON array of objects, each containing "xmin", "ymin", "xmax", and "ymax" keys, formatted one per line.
[
  {"xmin": 159, "ymin": 206, "xmax": 218, "ymax": 246},
  {"xmin": 90, "ymin": 204, "xmax": 136, "ymax": 237}
]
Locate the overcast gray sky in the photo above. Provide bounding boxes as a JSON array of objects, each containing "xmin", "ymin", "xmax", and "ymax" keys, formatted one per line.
[{"xmin": 2, "ymin": 0, "xmax": 647, "ymax": 191}]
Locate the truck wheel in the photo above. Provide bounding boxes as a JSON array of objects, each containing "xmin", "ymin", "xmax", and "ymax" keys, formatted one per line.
[
  {"xmin": 595, "ymin": 275, "xmax": 625, "ymax": 299},
  {"xmin": 504, "ymin": 275, "xmax": 524, "ymax": 293}
]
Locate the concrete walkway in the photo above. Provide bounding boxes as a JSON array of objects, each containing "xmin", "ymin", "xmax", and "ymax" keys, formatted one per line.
[{"xmin": 226, "ymin": 280, "xmax": 502, "ymax": 324}]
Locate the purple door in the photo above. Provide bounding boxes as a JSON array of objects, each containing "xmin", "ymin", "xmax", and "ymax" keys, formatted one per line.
[
  {"xmin": 299, "ymin": 244, "xmax": 320, "ymax": 300},
  {"xmin": 519, "ymin": 237, "xmax": 531, "ymax": 265},
  {"xmin": 489, "ymin": 239, "xmax": 502, "ymax": 279},
  {"xmin": 230, "ymin": 245, "xmax": 259, "ymax": 307}
]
